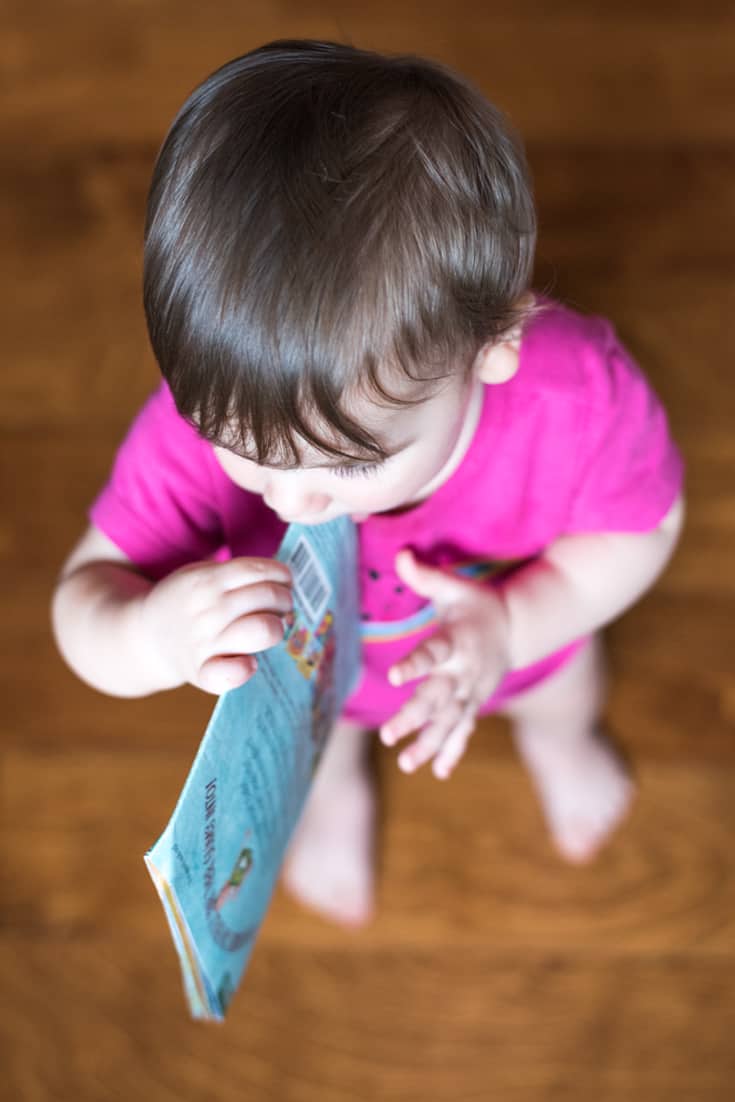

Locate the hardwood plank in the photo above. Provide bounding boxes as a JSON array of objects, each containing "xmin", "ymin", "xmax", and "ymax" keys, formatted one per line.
[
  {"xmin": 2, "ymin": 935, "xmax": 734, "ymax": 1102},
  {"xmin": 4, "ymin": 746, "xmax": 734, "ymax": 953},
  {"xmin": 2, "ymin": 2, "xmax": 735, "ymax": 148}
]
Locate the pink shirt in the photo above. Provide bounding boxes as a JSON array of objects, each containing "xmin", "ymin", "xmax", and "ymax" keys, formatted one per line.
[{"xmin": 90, "ymin": 297, "xmax": 684, "ymax": 726}]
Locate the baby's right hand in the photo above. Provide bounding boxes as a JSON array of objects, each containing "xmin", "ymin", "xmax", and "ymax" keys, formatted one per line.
[{"xmin": 136, "ymin": 556, "xmax": 293, "ymax": 695}]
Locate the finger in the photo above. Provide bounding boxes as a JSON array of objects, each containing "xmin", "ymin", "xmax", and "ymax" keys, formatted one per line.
[
  {"xmin": 432, "ymin": 711, "xmax": 477, "ymax": 780},
  {"xmin": 197, "ymin": 653, "xmax": 259, "ymax": 695},
  {"xmin": 380, "ymin": 674, "xmax": 455, "ymax": 745},
  {"xmin": 396, "ymin": 700, "xmax": 466, "ymax": 774},
  {"xmin": 394, "ymin": 549, "xmax": 468, "ymax": 605},
  {"xmin": 208, "ymin": 581, "xmax": 293, "ymax": 636},
  {"xmin": 212, "ymin": 611, "xmax": 286, "ymax": 657},
  {"xmin": 388, "ymin": 632, "xmax": 453, "ymax": 686},
  {"xmin": 209, "ymin": 556, "xmax": 293, "ymax": 592}
]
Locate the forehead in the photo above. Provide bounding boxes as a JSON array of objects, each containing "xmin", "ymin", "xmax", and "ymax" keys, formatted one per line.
[{"xmin": 217, "ymin": 373, "xmax": 456, "ymax": 467}]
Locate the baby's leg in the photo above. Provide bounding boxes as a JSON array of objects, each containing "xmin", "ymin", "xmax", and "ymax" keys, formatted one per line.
[
  {"xmin": 502, "ymin": 635, "xmax": 635, "ymax": 863},
  {"xmin": 281, "ymin": 719, "xmax": 378, "ymax": 926}
]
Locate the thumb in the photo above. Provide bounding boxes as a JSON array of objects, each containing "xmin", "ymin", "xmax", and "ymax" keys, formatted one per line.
[{"xmin": 394, "ymin": 549, "xmax": 467, "ymax": 606}]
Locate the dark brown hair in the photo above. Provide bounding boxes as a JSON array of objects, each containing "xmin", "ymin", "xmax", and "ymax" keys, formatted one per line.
[{"xmin": 143, "ymin": 39, "xmax": 538, "ymax": 465}]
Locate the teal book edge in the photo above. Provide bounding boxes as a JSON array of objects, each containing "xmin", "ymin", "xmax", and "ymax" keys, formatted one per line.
[{"xmin": 143, "ymin": 517, "xmax": 361, "ymax": 1021}]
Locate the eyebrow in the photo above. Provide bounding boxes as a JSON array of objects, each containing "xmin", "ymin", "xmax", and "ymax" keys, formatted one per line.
[
  {"xmin": 272, "ymin": 440, "xmax": 414, "ymax": 471},
  {"xmin": 215, "ymin": 434, "xmax": 416, "ymax": 465}
]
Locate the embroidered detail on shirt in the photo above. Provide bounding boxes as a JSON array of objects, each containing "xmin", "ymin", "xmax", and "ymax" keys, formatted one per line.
[{"xmin": 360, "ymin": 558, "xmax": 524, "ymax": 642}]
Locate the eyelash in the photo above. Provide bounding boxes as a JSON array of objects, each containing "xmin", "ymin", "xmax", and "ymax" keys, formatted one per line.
[{"xmin": 332, "ymin": 462, "xmax": 383, "ymax": 479}]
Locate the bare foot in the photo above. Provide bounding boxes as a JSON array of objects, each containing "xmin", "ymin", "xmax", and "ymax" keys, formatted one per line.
[
  {"xmin": 514, "ymin": 725, "xmax": 635, "ymax": 864},
  {"xmin": 281, "ymin": 723, "xmax": 377, "ymax": 927}
]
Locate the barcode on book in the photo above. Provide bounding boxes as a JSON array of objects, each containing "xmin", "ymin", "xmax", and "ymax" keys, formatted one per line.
[{"xmin": 288, "ymin": 536, "xmax": 330, "ymax": 624}]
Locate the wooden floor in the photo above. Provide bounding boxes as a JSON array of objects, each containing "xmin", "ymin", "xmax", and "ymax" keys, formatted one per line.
[{"xmin": 2, "ymin": 3, "xmax": 734, "ymax": 1099}]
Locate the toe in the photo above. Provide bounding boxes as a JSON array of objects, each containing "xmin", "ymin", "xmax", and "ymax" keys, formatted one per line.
[{"xmin": 554, "ymin": 823, "xmax": 601, "ymax": 864}]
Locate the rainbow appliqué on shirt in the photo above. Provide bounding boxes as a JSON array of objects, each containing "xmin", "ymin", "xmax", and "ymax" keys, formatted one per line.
[{"xmin": 360, "ymin": 558, "xmax": 521, "ymax": 644}]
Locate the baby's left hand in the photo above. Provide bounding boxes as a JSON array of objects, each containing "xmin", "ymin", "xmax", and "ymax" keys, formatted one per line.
[{"xmin": 380, "ymin": 550, "xmax": 512, "ymax": 779}]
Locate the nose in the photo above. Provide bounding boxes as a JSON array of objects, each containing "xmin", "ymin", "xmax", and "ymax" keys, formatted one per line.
[{"xmin": 263, "ymin": 474, "xmax": 331, "ymax": 520}]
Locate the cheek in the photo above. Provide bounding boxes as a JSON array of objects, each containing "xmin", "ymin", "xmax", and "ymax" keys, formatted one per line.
[
  {"xmin": 329, "ymin": 461, "xmax": 427, "ymax": 507},
  {"xmin": 214, "ymin": 451, "xmax": 265, "ymax": 492},
  {"xmin": 393, "ymin": 442, "xmax": 452, "ymax": 487}
]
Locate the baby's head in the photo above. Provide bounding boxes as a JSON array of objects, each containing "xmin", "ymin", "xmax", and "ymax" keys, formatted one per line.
[{"xmin": 143, "ymin": 39, "xmax": 539, "ymax": 523}]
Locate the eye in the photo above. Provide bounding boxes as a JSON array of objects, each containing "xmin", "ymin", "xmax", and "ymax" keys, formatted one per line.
[{"xmin": 332, "ymin": 461, "xmax": 383, "ymax": 479}]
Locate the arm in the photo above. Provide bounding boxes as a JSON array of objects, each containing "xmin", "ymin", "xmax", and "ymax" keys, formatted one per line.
[
  {"xmin": 51, "ymin": 526, "xmax": 162, "ymax": 697},
  {"xmin": 500, "ymin": 491, "xmax": 685, "ymax": 669},
  {"xmin": 380, "ymin": 492, "xmax": 685, "ymax": 777},
  {"xmin": 389, "ymin": 490, "xmax": 685, "ymax": 688},
  {"xmin": 51, "ymin": 525, "xmax": 292, "ymax": 698}
]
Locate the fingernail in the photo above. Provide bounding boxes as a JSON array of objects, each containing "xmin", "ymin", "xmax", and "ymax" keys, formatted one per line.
[{"xmin": 399, "ymin": 754, "xmax": 414, "ymax": 772}]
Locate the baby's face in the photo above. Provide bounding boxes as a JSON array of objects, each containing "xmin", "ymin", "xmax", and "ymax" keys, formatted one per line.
[{"xmin": 213, "ymin": 371, "xmax": 478, "ymax": 525}]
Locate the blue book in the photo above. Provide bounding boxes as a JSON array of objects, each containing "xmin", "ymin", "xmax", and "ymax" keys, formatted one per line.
[{"xmin": 144, "ymin": 517, "xmax": 361, "ymax": 1020}]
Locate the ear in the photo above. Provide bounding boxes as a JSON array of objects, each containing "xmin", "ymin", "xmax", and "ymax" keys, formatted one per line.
[
  {"xmin": 473, "ymin": 292, "xmax": 535, "ymax": 385},
  {"xmin": 473, "ymin": 329, "xmax": 522, "ymax": 385}
]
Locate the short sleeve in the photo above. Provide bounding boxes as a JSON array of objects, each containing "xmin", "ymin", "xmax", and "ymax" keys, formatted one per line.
[
  {"xmin": 89, "ymin": 382, "xmax": 225, "ymax": 579},
  {"xmin": 566, "ymin": 322, "xmax": 684, "ymax": 534}
]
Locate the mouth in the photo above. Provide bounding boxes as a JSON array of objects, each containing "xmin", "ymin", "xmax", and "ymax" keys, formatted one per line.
[
  {"xmin": 276, "ymin": 511, "xmax": 332, "ymax": 525},
  {"xmin": 274, "ymin": 507, "xmax": 368, "ymax": 525}
]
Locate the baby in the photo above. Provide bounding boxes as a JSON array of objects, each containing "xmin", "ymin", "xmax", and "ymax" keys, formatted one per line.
[{"xmin": 51, "ymin": 39, "xmax": 685, "ymax": 928}]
